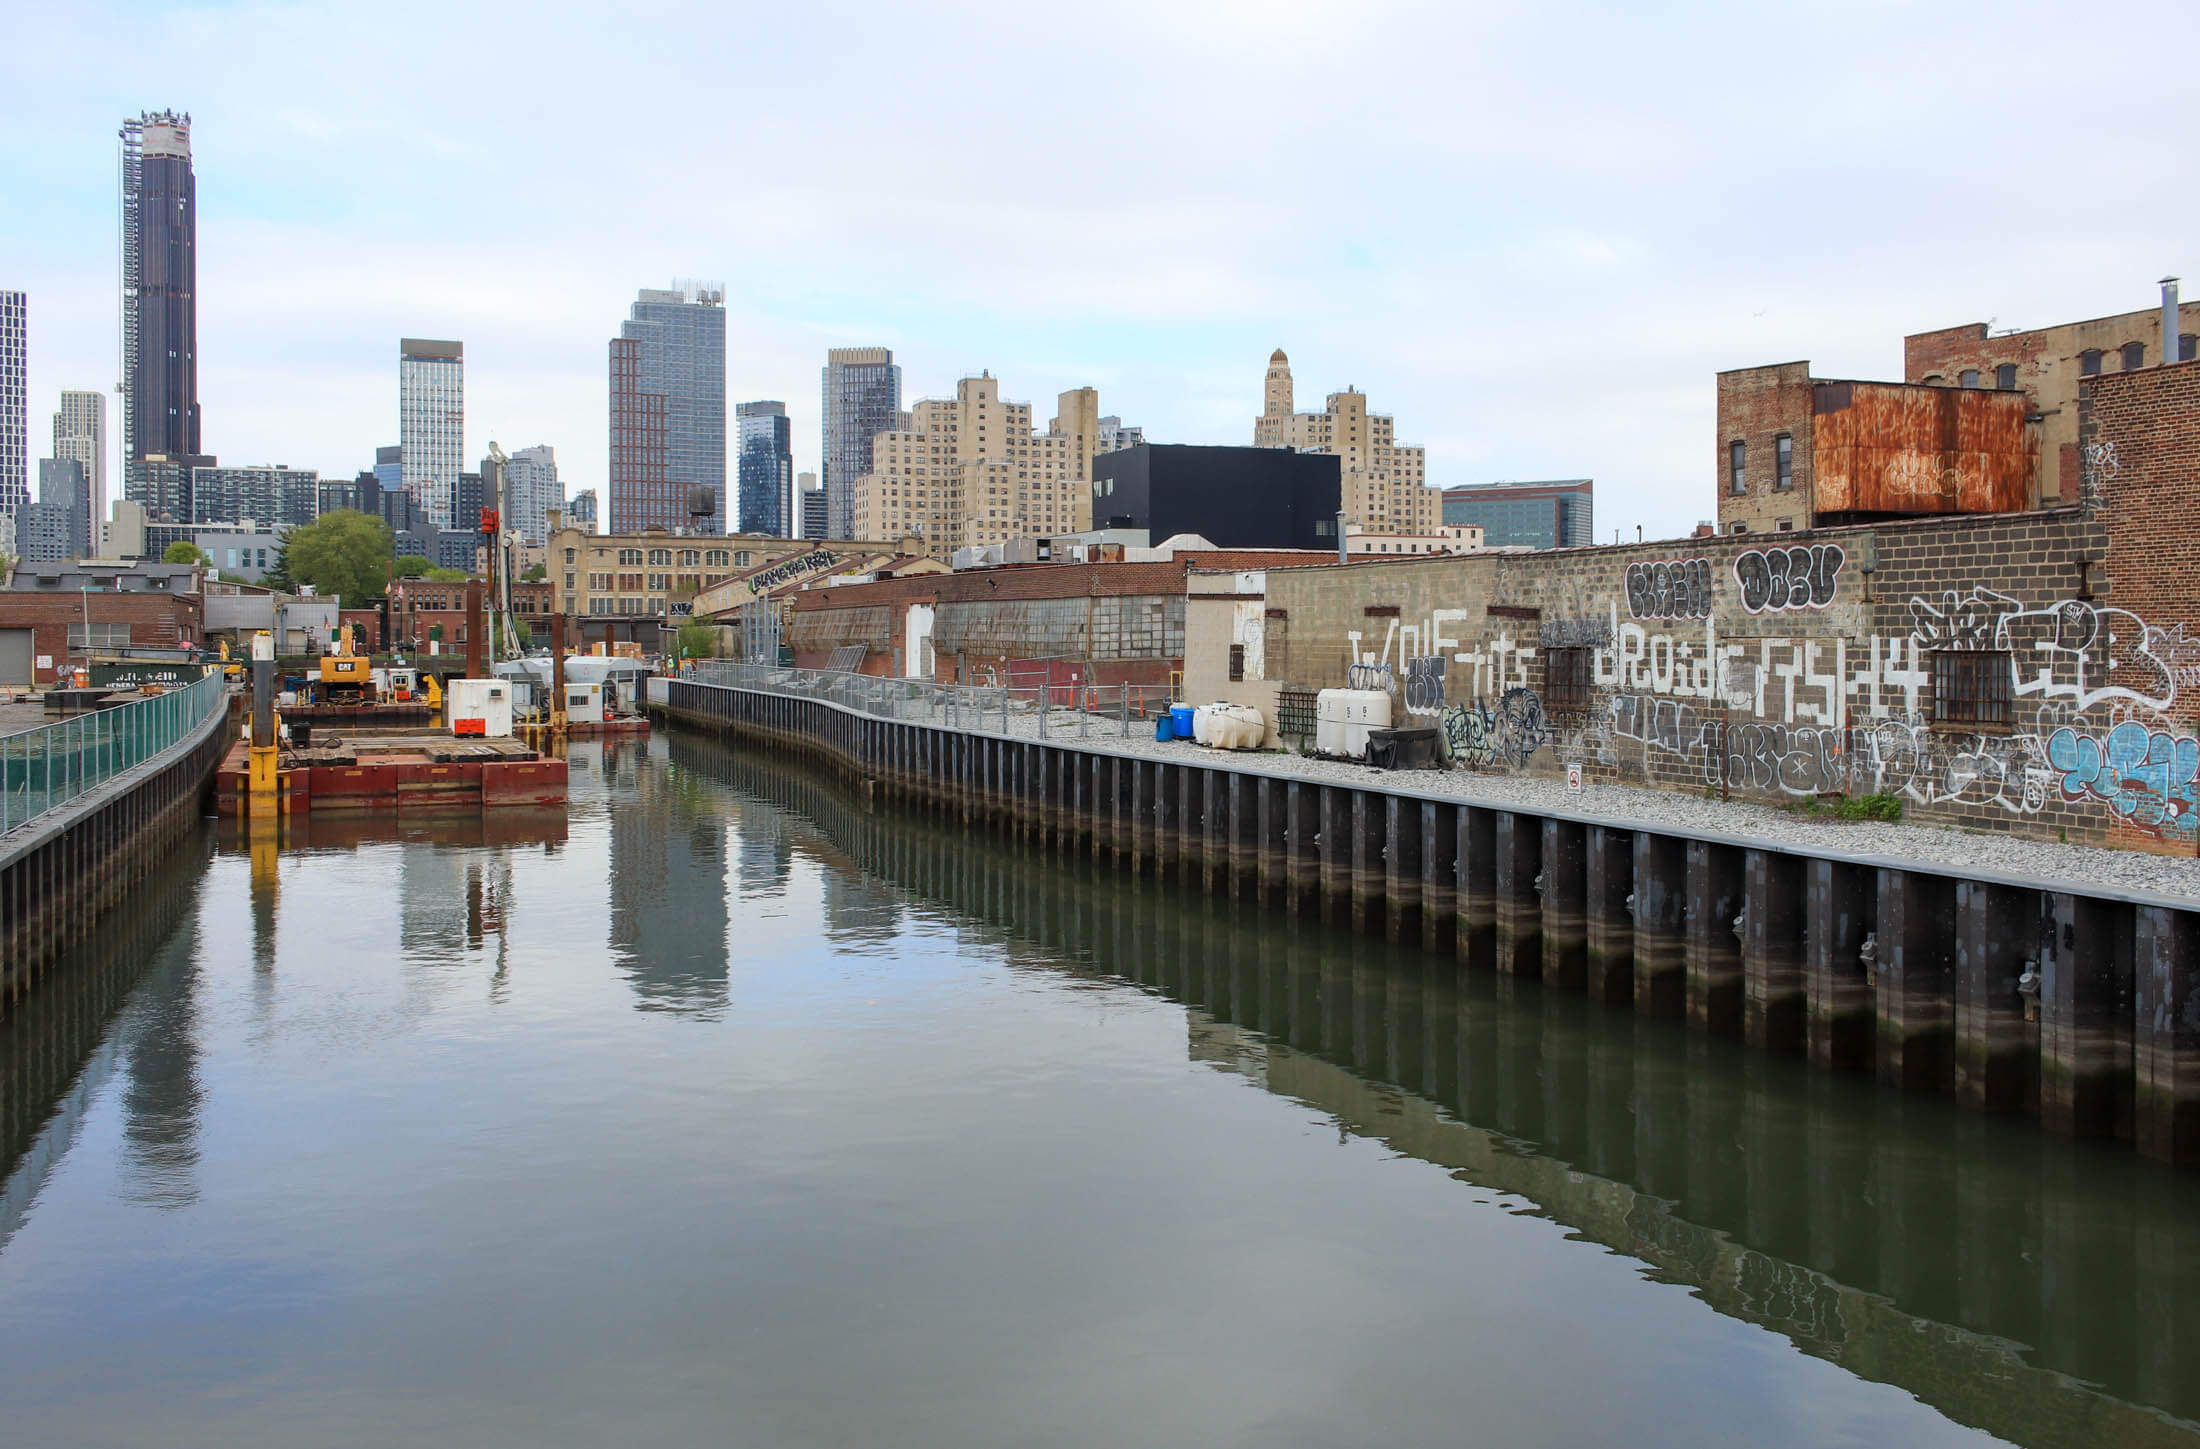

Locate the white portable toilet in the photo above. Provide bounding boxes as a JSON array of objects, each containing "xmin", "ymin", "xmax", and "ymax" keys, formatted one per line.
[{"xmin": 447, "ymin": 678, "xmax": 514, "ymax": 738}]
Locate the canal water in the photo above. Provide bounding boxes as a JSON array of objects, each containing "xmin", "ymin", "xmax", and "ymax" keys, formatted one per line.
[{"xmin": 3, "ymin": 732, "xmax": 2197, "ymax": 1448}]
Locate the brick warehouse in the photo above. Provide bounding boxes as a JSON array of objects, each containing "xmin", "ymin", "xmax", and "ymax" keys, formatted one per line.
[
  {"xmin": 1214, "ymin": 361, "xmax": 2199, "ymax": 853},
  {"xmin": 781, "ymin": 553, "xmax": 1335, "ymax": 688},
  {"xmin": 0, "ymin": 591, "xmax": 203, "ymax": 687}
]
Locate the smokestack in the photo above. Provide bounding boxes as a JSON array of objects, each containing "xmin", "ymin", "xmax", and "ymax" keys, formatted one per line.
[{"xmin": 2165, "ymin": 277, "xmax": 2183, "ymax": 366}]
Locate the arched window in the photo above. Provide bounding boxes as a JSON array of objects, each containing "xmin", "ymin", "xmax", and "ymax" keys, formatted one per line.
[
  {"xmin": 2080, "ymin": 349, "xmax": 2103, "ymax": 376},
  {"xmin": 2123, "ymin": 342, "xmax": 2145, "ymax": 370},
  {"xmin": 1995, "ymin": 363, "xmax": 2018, "ymax": 390}
]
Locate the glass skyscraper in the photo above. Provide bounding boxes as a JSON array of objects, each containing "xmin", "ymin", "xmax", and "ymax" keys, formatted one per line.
[
  {"xmin": 735, "ymin": 401, "xmax": 793, "ymax": 537},
  {"xmin": 399, "ymin": 340, "xmax": 463, "ymax": 529},
  {"xmin": 821, "ymin": 347, "xmax": 900, "ymax": 540},
  {"xmin": 504, "ymin": 444, "xmax": 559, "ymax": 544},
  {"xmin": 1440, "ymin": 479, "xmax": 1595, "ymax": 549},
  {"xmin": 610, "ymin": 283, "xmax": 725, "ymax": 534},
  {"xmin": 120, "ymin": 112, "xmax": 202, "ymax": 505}
]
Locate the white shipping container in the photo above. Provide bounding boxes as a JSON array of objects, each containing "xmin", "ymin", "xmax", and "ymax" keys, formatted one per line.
[
  {"xmin": 564, "ymin": 681, "xmax": 607, "ymax": 723},
  {"xmin": 448, "ymin": 678, "xmax": 514, "ymax": 738}
]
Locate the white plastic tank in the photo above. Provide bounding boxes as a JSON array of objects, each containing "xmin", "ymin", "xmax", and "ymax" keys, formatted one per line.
[
  {"xmin": 1315, "ymin": 688, "xmax": 1391, "ymax": 759},
  {"xmin": 1193, "ymin": 703, "xmax": 1264, "ymax": 750}
]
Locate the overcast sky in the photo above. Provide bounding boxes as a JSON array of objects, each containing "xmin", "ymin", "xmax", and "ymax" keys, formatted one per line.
[{"xmin": 6, "ymin": 0, "xmax": 2195, "ymax": 540}]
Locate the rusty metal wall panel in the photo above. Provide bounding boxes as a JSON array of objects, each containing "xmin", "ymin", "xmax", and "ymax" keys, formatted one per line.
[
  {"xmin": 785, "ymin": 604, "xmax": 892, "ymax": 651},
  {"xmin": 1813, "ymin": 384, "xmax": 2032, "ymax": 515}
]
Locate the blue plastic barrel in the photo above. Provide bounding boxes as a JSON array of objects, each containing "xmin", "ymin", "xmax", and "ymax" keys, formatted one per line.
[
  {"xmin": 1170, "ymin": 704, "xmax": 1196, "ymax": 738},
  {"xmin": 1154, "ymin": 715, "xmax": 1175, "ymax": 742}
]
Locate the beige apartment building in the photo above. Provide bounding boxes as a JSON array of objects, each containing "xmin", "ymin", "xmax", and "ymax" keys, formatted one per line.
[
  {"xmin": 1253, "ymin": 349, "xmax": 1434, "ymax": 532},
  {"xmin": 545, "ymin": 511, "xmax": 912, "ymax": 620},
  {"xmin": 851, "ymin": 373, "xmax": 1132, "ymax": 558}
]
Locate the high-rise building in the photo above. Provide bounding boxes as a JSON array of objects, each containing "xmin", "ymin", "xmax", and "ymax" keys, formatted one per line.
[
  {"xmin": 455, "ymin": 470, "xmax": 485, "ymax": 532},
  {"xmin": 399, "ymin": 339, "xmax": 464, "ymax": 528},
  {"xmin": 135, "ymin": 452, "xmax": 210, "ymax": 522},
  {"xmin": 565, "ymin": 487, "xmax": 597, "ymax": 532},
  {"xmin": 850, "ymin": 373, "xmax": 1098, "ymax": 555},
  {"xmin": 1096, "ymin": 415, "xmax": 1145, "ymax": 453},
  {"xmin": 374, "ymin": 443, "xmax": 402, "ymax": 495},
  {"xmin": 609, "ymin": 283, "xmax": 725, "ymax": 534},
  {"xmin": 22, "ymin": 457, "xmax": 91, "ymax": 561},
  {"xmin": 821, "ymin": 347, "xmax": 901, "ymax": 540},
  {"xmin": 320, "ymin": 471, "xmax": 382, "ymax": 518},
  {"xmin": 53, "ymin": 390, "xmax": 106, "ymax": 532},
  {"xmin": 735, "ymin": 401, "xmax": 793, "ymax": 536},
  {"xmin": 190, "ymin": 464, "xmax": 319, "ymax": 527},
  {"xmin": 504, "ymin": 444, "xmax": 559, "ymax": 544},
  {"xmin": 1440, "ymin": 479, "xmax": 1594, "ymax": 549},
  {"xmin": 1253, "ymin": 349, "xmax": 1433, "ymax": 532},
  {"xmin": 0, "ymin": 291, "xmax": 23, "ymax": 530},
  {"xmin": 797, "ymin": 472, "xmax": 825, "ymax": 540},
  {"xmin": 120, "ymin": 112, "xmax": 201, "ymax": 508}
]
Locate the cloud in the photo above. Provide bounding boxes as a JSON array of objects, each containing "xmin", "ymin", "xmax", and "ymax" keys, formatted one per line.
[{"xmin": 2, "ymin": 0, "xmax": 2195, "ymax": 537}]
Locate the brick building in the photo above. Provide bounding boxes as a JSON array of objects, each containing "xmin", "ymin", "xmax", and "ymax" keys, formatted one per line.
[
  {"xmin": 1715, "ymin": 363, "xmax": 2033, "ymax": 535},
  {"xmin": 0, "ymin": 589, "xmax": 203, "ymax": 687},
  {"xmin": 780, "ymin": 552, "xmax": 1336, "ymax": 687},
  {"xmin": 1906, "ymin": 283, "xmax": 2200, "ymax": 501}
]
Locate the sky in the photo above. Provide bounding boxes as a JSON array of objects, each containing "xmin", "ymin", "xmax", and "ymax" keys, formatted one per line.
[{"xmin": 5, "ymin": 0, "xmax": 2196, "ymax": 542}]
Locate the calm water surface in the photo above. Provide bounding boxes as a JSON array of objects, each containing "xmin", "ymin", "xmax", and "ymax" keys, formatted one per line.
[{"xmin": 3, "ymin": 732, "xmax": 2197, "ymax": 1448}]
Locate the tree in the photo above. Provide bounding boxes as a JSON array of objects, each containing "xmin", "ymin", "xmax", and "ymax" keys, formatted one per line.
[
  {"xmin": 424, "ymin": 566, "xmax": 470, "ymax": 583},
  {"xmin": 163, "ymin": 540, "xmax": 209, "ymax": 565},
  {"xmin": 278, "ymin": 508, "xmax": 393, "ymax": 606},
  {"xmin": 676, "ymin": 622, "xmax": 720, "ymax": 660},
  {"xmin": 394, "ymin": 555, "xmax": 432, "ymax": 578},
  {"xmin": 522, "ymin": 562, "xmax": 547, "ymax": 581}
]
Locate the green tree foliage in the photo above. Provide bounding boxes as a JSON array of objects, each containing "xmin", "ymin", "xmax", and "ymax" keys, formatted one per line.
[
  {"xmin": 522, "ymin": 562, "xmax": 547, "ymax": 581},
  {"xmin": 163, "ymin": 540, "xmax": 209, "ymax": 565},
  {"xmin": 676, "ymin": 622, "xmax": 719, "ymax": 659},
  {"xmin": 278, "ymin": 508, "xmax": 394, "ymax": 606},
  {"xmin": 394, "ymin": 555, "xmax": 433, "ymax": 578},
  {"xmin": 424, "ymin": 566, "xmax": 470, "ymax": 583}
]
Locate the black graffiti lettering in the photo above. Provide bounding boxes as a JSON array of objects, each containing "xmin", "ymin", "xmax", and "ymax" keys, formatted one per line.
[
  {"xmin": 1624, "ymin": 557, "xmax": 1712, "ymax": 620},
  {"xmin": 1734, "ymin": 544, "xmax": 1843, "ymax": 613}
]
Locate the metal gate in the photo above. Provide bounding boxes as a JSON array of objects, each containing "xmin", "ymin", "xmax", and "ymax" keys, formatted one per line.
[{"xmin": 0, "ymin": 629, "xmax": 32, "ymax": 687}]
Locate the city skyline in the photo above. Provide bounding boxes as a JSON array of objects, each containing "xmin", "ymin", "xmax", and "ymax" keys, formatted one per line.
[{"xmin": 4, "ymin": 4, "xmax": 2196, "ymax": 543}]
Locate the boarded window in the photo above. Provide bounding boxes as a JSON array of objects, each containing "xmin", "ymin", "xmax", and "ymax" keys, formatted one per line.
[
  {"xmin": 1228, "ymin": 645, "xmax": 1245, "ymax": 682},
  {"xmin": 2123, "ymin": 342, "xmax": 2145, "ymax": 371},
  {"xmin": 2182, "ymin": 334, "xmax": 2197, "ymax": 363},
  {"xmin": 1932, "ymin": 650, "xmax": 2013, "ymax": 728},
  {"xmin": 2080, "ymin": 349, "xmax": 2103, "ymax": 376},
  {"xmin": 1960, "ymin": 369, "xmax": 1980, "ymax": 388},
  {"xmin": 1544, "ymin": 647, "xmax": 1594, "ymax": 712},
  {"xmin": 1996, "ymin": 363, "xmax": 2018, "ymax": 390}
]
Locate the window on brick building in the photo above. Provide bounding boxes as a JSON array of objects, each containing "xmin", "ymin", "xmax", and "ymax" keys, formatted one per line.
[
  {"xmin": 1729, "ymin": 522, "xmax": 1749, "ymax": 534},
  {"xmin": 1996, "ymin": 363, "xmax": 2018, "ymax": 390},
  {"xmin": 1932, "ymin": 650, "xmax": 2013, "ymax": 728},
  {"xmin": 2182, "ymin": 334, "xmax": 2197, "ymax": 362},
  {"xmin": 1728, "ymin": 440, "xmax": 1746, "ymax": 495},
  {"xmin": 1774, "ymin": 434, "xmax": 1793, "ymax": 490},
  {"xmin": 1960, "ymin": 369, "xmax": 1980, "ymax": 388},
  {"xmin": 1544, "ymin": 648, "xmax": 1594, "ymax": 712},
  {"xmin": 2123, "ymin": 342, "xmax": 2145, "ymax": 371},
  {"xmin": 2080, "ymin": 349, "xmax": 2103, "ymax": 376},
  {"xmin": 1776, "ymin": 518, "xmax": 1793, "ymax": 531}
]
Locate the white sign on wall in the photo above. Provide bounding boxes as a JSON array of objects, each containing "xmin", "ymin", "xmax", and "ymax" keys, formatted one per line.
[{"xmin": 1566, "ymin": 763, "xmax": 1583, "ymax": 793}]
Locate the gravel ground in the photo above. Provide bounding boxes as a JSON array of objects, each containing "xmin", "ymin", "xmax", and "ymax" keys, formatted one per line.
[{"xmin": 898, "ymin": 699, "xmax": 2200, "ymax": 906}]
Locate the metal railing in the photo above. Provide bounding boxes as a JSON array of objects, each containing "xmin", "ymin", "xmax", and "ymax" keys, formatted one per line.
[
  {"xmin": 1, "ymin": 671, "xmax": 228, "ymax": 837},
  {"xmin": 680, "ymin": 661, "xmax": 1175, "ymax": 740}
]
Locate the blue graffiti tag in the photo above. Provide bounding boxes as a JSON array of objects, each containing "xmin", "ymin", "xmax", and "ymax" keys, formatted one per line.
[{"xmin": 2046, "ymin": 722, "xmax": 2200, "ymax": 838}]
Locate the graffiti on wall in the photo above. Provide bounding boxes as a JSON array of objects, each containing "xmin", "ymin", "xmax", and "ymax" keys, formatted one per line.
[
  {"xmin": 1440, "ymin": 689, "xmax": 1549, "ymax": 770},
  {"xmin": 1734, "ymin": 544, "xmax": 1843, "ymax": 613},
  {"xmin": 1626, "ymin": 559, "xmax": 1713, "ymax": 621},
  {"xmin": 1321, "ymin": 573, "xmax": 2198, "ymax": 841}
]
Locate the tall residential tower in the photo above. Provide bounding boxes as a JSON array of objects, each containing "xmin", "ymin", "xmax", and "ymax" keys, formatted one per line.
[
  {"xmin": 735, "ymin": 401, "xmax": 793, "ymax": 537},
  {"xmin": 609, "ymin": 283, "xmax": 725, "ymax": 534},
  {"xmin": 0, "ymin": 292, "xmax": 24, "ymax": 531},
  {"xmin": 53, "ymin": 390, "xmax": 107, "ymax": 531},
  {"xmin": 120, "ymin": 112, "xmax": 202, "ymax": 503},
  {"xmin": 399, "ymin": 339, "xmax": 464, "ymax": 529},
  {"xmin": 1253, "ymin": 348, "xmax": 1432, "ymax": 532},
  {"xmin": 821, "ymin": 347, "xmax": 900, "ymax": 541}
]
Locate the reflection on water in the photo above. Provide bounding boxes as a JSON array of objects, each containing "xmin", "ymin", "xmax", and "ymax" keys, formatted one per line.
[{"xmin": 0, "ymin": 731, "xmax": 2193, "ymax": 1448}]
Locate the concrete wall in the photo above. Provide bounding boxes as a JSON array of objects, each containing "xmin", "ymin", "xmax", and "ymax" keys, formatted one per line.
[{"xmin": 1229, "ymin": 504, "xmax": 2200, "ymax": 851}]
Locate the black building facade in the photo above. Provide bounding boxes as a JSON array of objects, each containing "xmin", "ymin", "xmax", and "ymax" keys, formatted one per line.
[
  {"xmin": 1091, "ymin": 444, "xmax": 1341, "ymax": 551},
  {"xmin": 121, "ymin": 112, "xmax": 201, "ymax": 496}
]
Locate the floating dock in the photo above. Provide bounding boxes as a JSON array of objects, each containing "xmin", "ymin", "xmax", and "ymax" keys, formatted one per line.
[{"xmin": 214, "ymin": 732, "xmax": 566, "ymax": 815}]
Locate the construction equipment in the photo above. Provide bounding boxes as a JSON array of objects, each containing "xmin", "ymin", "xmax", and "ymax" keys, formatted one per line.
[{"xmin": 314, "ymin": 624, "xmax": 375, "ymax": 705}]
